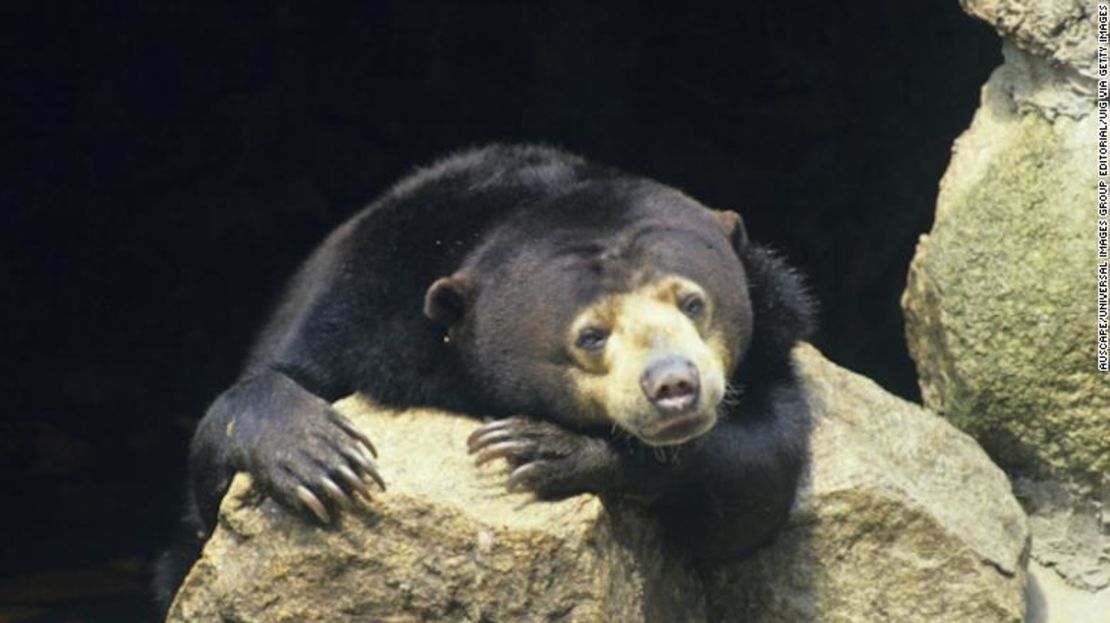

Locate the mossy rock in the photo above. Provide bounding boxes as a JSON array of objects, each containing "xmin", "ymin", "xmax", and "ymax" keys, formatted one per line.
[{"xmin": 903, "ymin": 66, "xmax": 1106, "ymax": 486}]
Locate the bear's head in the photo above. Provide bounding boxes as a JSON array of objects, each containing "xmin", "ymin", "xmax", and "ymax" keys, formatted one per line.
[{"xmin": 424, "ymin": 181, "xmax": 752, "ymax": 446}]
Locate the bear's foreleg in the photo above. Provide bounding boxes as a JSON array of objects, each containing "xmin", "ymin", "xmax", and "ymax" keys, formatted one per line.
[{"xmin": 187, "ymin": 369, "xmax": 384, "ymax": 530}]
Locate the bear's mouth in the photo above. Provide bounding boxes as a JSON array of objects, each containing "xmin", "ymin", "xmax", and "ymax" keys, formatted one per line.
[{"xmin": 636, "ymin": 411, "xmax": 717, "ymax": 446}]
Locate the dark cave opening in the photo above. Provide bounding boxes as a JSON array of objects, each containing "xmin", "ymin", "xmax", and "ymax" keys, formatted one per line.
[{"xmin": 1, "ymin": 2, "xmax": 998, "ymax": 620}]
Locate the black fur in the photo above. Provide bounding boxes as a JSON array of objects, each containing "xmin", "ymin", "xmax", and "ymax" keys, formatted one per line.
[{"xmin": 155, "ymin": 144, "xmax": 814, "ymax": 611}]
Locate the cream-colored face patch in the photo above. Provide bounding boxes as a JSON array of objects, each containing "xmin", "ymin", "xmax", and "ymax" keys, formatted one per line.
[{"xmin": 565, "ymin": 276, "xmax": 731, "ymax": 445}]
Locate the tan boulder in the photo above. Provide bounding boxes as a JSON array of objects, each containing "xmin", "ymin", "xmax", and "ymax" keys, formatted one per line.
[
  {"xmin": 706, "ymin": 344, "xmax": 1028, "ymax": 622},
  {"xmin": 166, "ymin": 401, "xmax": 702, "ymax": 622},
  {"xmin": 168, "ymin": 345, "xmax": 1028, "ymax": 622}
]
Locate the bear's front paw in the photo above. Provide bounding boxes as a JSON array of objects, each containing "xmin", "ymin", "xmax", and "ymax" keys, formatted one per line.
[
  {"xmin": 245, "ymin": 407, "xmax": 386, "ymax": 524},
  {"xmin": 466, "ymin": 417, "xmax": 615, "ymax": 500}
]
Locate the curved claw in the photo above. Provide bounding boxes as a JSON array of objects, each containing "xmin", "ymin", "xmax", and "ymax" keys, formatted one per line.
[
  {"xmin": 295, "ymin": 484, "xmax": 331, "ymax": 523},
  {"xmin": 319, "ymin": 476, "xmax": 352, "ymax": 510},
  {"xmin": 466, "ymin": 429, "xmax": 517, "ymax": 454},
  {"xmin": 466, "ymin": 418, "xmax": 520, "ymax": 447},
  {"xmin": 341, "ymin": 446, "xmax": 386, "ymax": 492},
  {"xmin": 507, "ymin": 462, "xmax": 546, "ymax": 492},
  {"xmin": 474, "ymin": 440, "xmax": 534, "ymax": 467},
  {"xmin": 329, "ymin": 411, "xmax": 378, "ymax": 458},
  {"xmin": 362, "ymin": 463, "xmax": 387, "ymax": 493},
  {"xmin": 335, "ymin": 464, "xmax": 373, "ymax": 500}
]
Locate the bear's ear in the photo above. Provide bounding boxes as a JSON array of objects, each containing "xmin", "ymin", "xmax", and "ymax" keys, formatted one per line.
[
  {"xmin": 712, "ymin": 209, "xmax": 749, "ymax": 254},
  {"xmin": 424, "ymin": 275, "xmax": 474, "ymax": 326}
]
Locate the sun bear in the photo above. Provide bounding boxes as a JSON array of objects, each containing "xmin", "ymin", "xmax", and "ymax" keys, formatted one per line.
[{"xmin": 155, "ymin": 144, "xmax": 815, "ymax": 610}]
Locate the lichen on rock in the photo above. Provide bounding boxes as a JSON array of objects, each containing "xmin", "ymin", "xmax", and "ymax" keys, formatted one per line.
[
  {"xmin": 902, "ymin": 104, "xmax": 1102, "ymax": 484},
  {"xmin": 910, "ymin": 0, "xmax": 1106, "ymax": 495},
  {"xmin": 902, "ymin": 0, "xmax": 1108, "ymax": 610}
]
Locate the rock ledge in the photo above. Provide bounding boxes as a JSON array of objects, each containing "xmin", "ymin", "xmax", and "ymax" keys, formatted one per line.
[{"xmin": 169, "ymin": 345, "xmax": 1028, "ymax": 622}]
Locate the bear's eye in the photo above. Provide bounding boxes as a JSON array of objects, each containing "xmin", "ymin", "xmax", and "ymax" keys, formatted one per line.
[
  {"xmin": 575, "ymin": 327, "xmax": 609, "ymax": 352},
  {"xmin": 679, "ymin": 294, "xmax": 706, "ymax": 318}
]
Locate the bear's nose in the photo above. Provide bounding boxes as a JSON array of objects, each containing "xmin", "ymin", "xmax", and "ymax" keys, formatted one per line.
[{"xmin": 640, "ymin": 357, "xmax": 700, "ymax": 414}]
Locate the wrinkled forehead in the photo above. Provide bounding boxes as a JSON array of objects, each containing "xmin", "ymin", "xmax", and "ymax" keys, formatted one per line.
[
  {"xmin": 469, "ymin": 179, "xmax": 745, "ymax": 319},
  {"xmin": 487, "ymin": 220, "xmax": 741, "ymax": 323},
  {"xmin": 628, "ymin": 223, "xmax": 741, "ymax": 287}
]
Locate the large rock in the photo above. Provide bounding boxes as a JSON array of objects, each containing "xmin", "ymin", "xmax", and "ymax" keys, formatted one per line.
[
  {"xmin": 901, "ymin": 0, "xmax": 1108, "ymax": 602},
  {"xmin": 706, "ymin": 344, "xmax": 1028, "ymax": 622},
  {"xmin": 905, "ymin": 0, "xmax": 1105, "ymax": 487},
  {"xmin": 166, "ymin": 402, "xmax": 703, "ymax": 622},
  {"xmin": 168, "ymin": 345, "xmax": 1028, "ymax": 622},
  {"xmin": 960, "ymin": 0, "xmax": 1099, "ymax": 85}
]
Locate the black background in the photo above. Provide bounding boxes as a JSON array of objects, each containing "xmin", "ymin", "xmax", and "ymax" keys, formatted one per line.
[{"xmin": 2, "ymin": 2, "xmax": 997, "ymax": 620}]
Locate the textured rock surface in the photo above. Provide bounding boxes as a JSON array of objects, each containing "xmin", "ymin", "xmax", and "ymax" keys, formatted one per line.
[
  {"xmin": 1014, "ymin": 478, "xmax": 1110, "ymax": 595},
  {"xmin": 902, "ymin": 0, "xmax": 1107, "ymax": 600},
  {"xmin": 168, "ymin": 345, "xmax": 1028, "ymax": 622},
  {"xmin": 904, "ymin": 0, "xmax": 1104, "ymax": 485},
  {"xmin": 961, "ymin": 0, "xmax": 1098, "ymax": 82},
  {"xmin": 706, "ymin": 344, "xmax": 1028, "ymax": 623}
]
